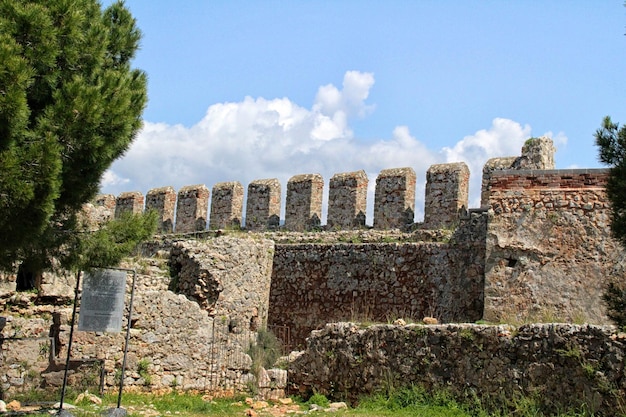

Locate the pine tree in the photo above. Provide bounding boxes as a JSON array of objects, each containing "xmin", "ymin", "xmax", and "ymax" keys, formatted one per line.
[
  {"xmin": 595, "ymin": 116, "xmax": 626, "ymax": 330},
  {"xmin": 0, "ymin": 0, "xmax": 148, "ymax": 273},
  {"xmin": 595, "ymin": 116, "xmax": 626, "ymax": 246}
]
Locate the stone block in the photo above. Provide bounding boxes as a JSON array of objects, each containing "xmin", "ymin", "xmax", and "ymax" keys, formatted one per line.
[
  {"xmin": 246, "ymin": 179, "xmax": 281, "ymax": 231},
  {"xmin": 518, "ymin": 136, "xmax": 556, "ymax": 170},
  {"xmin": 114, "ymin": 192, "xmax": 144, "ymax": 218},
  {"xmin": 210, "ymin": 181, "xmax": 244, "ymax": 230},
  {"xmin": 95, "ymin": 194, "xmax": 116, "ymax": 210},
  {"xmin": 284, "ymin": 174, "xmax": 323, "ymax": 231},
  {"xmin": 327, "ymin": 170, "xmax": 368, "ymax": 229},
  {"xmin": 373, "ymin": 167, "xmax": 416, "ymax": 229},
  {"xmin": 423, "ymin": 162, "xmax": 470, "ymax": 230},
  {"xmin": 175, "ymin": 185, "xmax": 209, "ymax": 233},
  {"xmin": 146, "ymin": 186, "xmax": 176, "ymax": 233}
]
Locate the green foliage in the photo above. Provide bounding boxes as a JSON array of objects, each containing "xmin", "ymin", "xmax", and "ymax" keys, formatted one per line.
[
  {"xmin": 71, "ymin": 210, "xmax": 158, "ymax": 272},
  {"xmin": 15, "ymin": 389, "xmax": 603, "ymax": 417},
  {"xmin": 248, "ymin": 328, "xmax": 282, "ymax": 376},
  {"xmin": 137, "ymin": 358, "xmax": 150, "ymax": 374},
  {"xmin": 357, "ymin": 386, "xmax": 468, "ymax": 416},
  {"xmin": 137, "ymin": 358, "xmax": 152, "ymax": 386},
  {"xmin": 101, "ymin": 391, "xmax": 236, "ymax": 415},
  {"xmin": 602, "ymin": 281, "xmax": 626, "ymax": 331},
  {"xmin": 0, "ymin": 0, "xmax": 147, "ymax": 272},
  {"xmin": 595, "ymin": 116, "xmax": 626, "ymax": 330},
  {"xmin": 307, "ymin": 392, "xmax": 330, "ymax": 407},
  {"xmin": 595, "ymin": 116, "xmax": 626, "ymax": 247},
  {"xmin": 355, "ymin": 384, "xmax": 599, "ymax": 417}
]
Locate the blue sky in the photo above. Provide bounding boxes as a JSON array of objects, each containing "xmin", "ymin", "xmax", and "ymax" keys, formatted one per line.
[{"xmin": 101, "ymin": 1, "xmax": 626, "ymax": 222}]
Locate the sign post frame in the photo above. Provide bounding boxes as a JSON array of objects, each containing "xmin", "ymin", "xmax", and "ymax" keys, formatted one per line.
[{"xmin": 57, "ymin": 268, "xmax": 137, "ymax": 417}]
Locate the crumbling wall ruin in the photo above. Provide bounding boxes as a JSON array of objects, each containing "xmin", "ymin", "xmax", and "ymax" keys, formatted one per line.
[
  {"xmin": 2, "ymin": 136, "xmax": 626, "ymax": 407},
  {"xmin": 288, "ymin": 322, "xmax": 626, "ymax": 415},
  {"xmin": 483, "ymin": 168, "xmax": 623, "ymax": 324},
  {"xmin": 0, "ymin": 236, "xmax": 275, "ymax": 397},
  {"xmin": 268, "ymin": 212, "xmax": 487, "ymax": 349}
]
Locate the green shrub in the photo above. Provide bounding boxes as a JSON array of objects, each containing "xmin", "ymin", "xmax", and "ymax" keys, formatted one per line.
[
  {"xmin": 603, "ymin": 280, "xmax": 626, "ymax": 331},
  {"xmin": 307, "ymin": 392, "xmax": 330, "ymax": 407},
  {"xmin": 248, "ymin": 328, "xmax": 282, "ymax": 376}
]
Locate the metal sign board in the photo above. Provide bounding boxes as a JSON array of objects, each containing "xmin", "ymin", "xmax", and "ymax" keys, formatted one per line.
[{"xmin": 78, "ymin": 269, "xmax": 126, "ymax": 333}]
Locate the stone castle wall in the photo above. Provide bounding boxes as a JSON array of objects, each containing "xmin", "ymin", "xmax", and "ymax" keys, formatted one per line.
[
  {"xmin": 2, "ymin": 137, "xmax": 625, "ymax": 406},
  {"xmin": 268, "ymin": 213, "xmax": 487, "ymax": 349},
  {"xmin": 288, "ymin": 322, "xmax": 626, "ymax": 415},
  {"xmin": 0, "ymin": 237, "xmax": 276, "ymax": 397},
  {"xmin": 483, "ymin": 168, "xmax": 623, "ymax": 324},
  {"xmin": 97, "ymin": 163, "xmax": 468, "ymax": 233}
]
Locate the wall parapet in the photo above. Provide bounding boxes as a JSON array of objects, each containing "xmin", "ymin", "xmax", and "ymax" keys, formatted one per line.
[
  {"xmin": 98, "ymin": 163, "xmax": 471, "ymax": 233},
  {"xmin": 486, "ymin": 168, "xmax": 608, "ymax": 191}
]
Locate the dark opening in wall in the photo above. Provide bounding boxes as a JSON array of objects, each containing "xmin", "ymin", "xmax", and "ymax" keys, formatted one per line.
[
  {"xmin": 16, "ymin": 262, "xmax": 37, "ymax": 291},
  {"xmin": 507, "ymin": 258, "xmax": 518, "ymax": 268}
]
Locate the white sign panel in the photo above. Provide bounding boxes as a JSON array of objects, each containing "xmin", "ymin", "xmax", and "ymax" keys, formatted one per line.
[{"xmin": 78, "ymin": 269, "xmax": 126, "ymax": 333}]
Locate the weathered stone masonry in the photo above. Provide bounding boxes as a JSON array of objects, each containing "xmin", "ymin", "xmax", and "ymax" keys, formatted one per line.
[
  {"xmin": 1, "ymin": 237, "xmax": 276, "ymax": 396},
  {"xmin": 98, "ymin": 161, "xmax": 472, "ymax": 233},
  {"xmin": 268, "ymin": 213, "xmax": 487, "ymax": 349},
  {"xmin": 2, "ymin": 137, "xmax": 626, "ymax": 408},
  {"xmin": 245, "ymin": 179, "xmax": 281, "ymax": 231},
  {"xmin": 483, "ymin": 169, "xmax": 622, "ymax": 324},
  {"xmin": 284, "ymin": 174, "xmax": 324, "ymax": 231},
  {"xmin": 146, "ymin": 186, "xmax": 176, "ymax": 233},
  {"xmin": 210, "ymin": 181, "xmax": 244, "ymax": 230},
  {"xmin": 327, "ymin": 171, "xmax": 368, "ymax": 230},
  {"xmin": 175, "ymin": 184, "xmax": 209, "ymax": 233},
  {"xmin": 288, "ymin": 322, "xmax": 626, "ymax": 415}
]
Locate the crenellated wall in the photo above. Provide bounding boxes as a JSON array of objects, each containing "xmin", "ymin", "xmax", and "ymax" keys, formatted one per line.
[
  {"xmin": 2, "ymin": 137, "xmax": 626, "ymax": 405},
  {"xmin": 97, "ymin": 163, "xmax": 468, "ymax": 233}
]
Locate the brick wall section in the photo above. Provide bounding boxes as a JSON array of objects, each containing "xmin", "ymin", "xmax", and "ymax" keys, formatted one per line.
[
  {"xmin": 146, "ymin": 186, "xmax": 177, "ymax": 233},
  {"xmin": 483, "ymin": 168, "xmax": 625, "ymax": 324},
  {"xmin": 246, "ymin": 179, "xmax": 281, "ymax": 231},
  {"xmin": 209, "ymin": 181, "xmax": 244, "ymax": 229},
  {"xmin": 175, "ymin": 185, "xmax": 209, "ymax": 233},
  {"xmin": 284, "ymin": 174, "xmax": 324, "ymax": 231},
  {"xmin": 480, "ymin": 137, "xmax": 556, "ymax": 207},
  {"xmin": 327, "ymin": 170, "xmax": 368, "ymax": 229},
  {"xmin": 486, "ymin": 169, "xmax": 607, "ymax": 194},
  {"xmin": 480, "ymin": 157, "xmax": 517, "ymax": 207},
  {"xmin": 373, "ymin": 168, "xmax": 416, "ymax": 229},
  {"xmin": 114, "ymin": 191, "xmax": 144, "ymax": 218},
  {"xmin": 423, "ymin": 162, "xmax": 470, "ymax": 229}
]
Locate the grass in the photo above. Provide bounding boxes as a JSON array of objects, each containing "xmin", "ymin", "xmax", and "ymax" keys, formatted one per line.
[
  {"xmin": 15, "ymin": 387, "xmax": 603, "ymax": 417},
  {"xmin": 353, "ymin": 386, "xmax": 472, "ymax": 417}
]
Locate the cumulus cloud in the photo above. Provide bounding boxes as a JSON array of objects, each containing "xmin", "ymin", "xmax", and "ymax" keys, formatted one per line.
[
  {"xmin": 102, "ymin": 71, "xmax": 562, "ymax": 223},
  {"xmin": 442, "ymin": 118, "xmax": 531, "ymax": 208},
  {"xmin": 100, "ymin": 170, "xmax": 130, "ymax": 188}
]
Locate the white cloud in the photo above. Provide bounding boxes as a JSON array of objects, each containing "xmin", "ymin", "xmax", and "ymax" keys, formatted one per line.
[
  {"xmin": 442, "ymin": 118, "xmax": 532, "ymax": 208},
  {"xmin": 100, "ymin": 170, "xmax": 130, "ymax": 188},
  {"xmin": 102, "ymin": 71, "xmax": 560, "ymax": 224},
  {"xmin": 313, "ymin": 70, "xmax": 375, "ymax": 119}
]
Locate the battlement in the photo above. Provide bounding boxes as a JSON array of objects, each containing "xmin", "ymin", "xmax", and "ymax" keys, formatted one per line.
[
  {"xmin": 98, "ymin": 137, "xmax": 574, "ymax": 233},
  {"xmin": 99, "ymin": 162, "xmax": 471, "ymax": 233}
]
